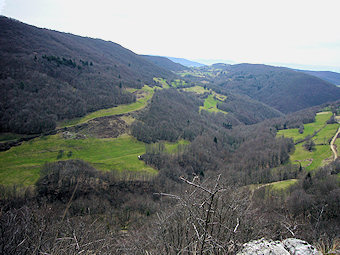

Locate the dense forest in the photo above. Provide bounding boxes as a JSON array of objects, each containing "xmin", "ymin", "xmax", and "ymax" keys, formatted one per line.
[
  {"xmin": 298, "ymin": 69, "xmax": 340, "ymax": 85},
  {"xmin": 0, "ymin": 17, "xmax": 174, "ymax": 134},
  {"xmin": 141, "ymin": 55, "xmax": 187, "ymax": 72},
  {"xmin": 1, "ymin": 16, "xmax": 340, "ymax": 254},
  {"xmin": 175, "ymin": 63, "xmax": 340, "ymax": 113}
]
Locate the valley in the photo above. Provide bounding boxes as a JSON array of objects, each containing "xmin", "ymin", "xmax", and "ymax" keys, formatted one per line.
[{"xmin": 0, "ymin": 16, "xmax": 340, "ymax": 255}]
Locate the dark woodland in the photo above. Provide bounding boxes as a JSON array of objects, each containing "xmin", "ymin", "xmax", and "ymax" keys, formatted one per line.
[{"xmin": 1, "ymin": 16, "xmax": 340, "ymax": 254}]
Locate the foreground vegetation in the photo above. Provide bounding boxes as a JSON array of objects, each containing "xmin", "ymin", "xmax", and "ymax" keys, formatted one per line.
[
  {"xmin": 1, "ymin": 91, "xmax": 339, "ymax": 254},
  {"xmin": 1, "ymin": 16, "xmax": 340, "ymax": 255}
]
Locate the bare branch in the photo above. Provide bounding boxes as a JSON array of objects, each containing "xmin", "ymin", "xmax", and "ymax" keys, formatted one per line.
[
  {"xmin": 179, "ymin": 176, "xmax": 213, "ymax": 195},
  {"xmin": 153, "ymin": 192, "xmax": 181, "ymax": 200},
  {"xmin": 233, "ymin": 218, "xmax": 239, "ymax": 233}
]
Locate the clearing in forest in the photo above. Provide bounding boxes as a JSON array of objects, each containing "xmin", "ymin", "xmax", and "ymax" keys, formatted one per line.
[
  {"xmin": 145, "ymin": 139, "xmax": 190, "ymax": 154},
  {"xmin": 57, "ymin": 85, "xmax": 154, "ymax": 128},
  {"xmin": 153, "ymin": 77, "xmax": 170, "ymax": 88},
  {"xmin": 171, "ymin": 79, "xmax": 188, "ymax": 88},
  {"xmin": 200, "ymin": 95, "xmax": 227, "ymax": 114},
  {"xmin": 1, "ymin": 85, "xmax": 159, "ymax": 187},
  {"xmin": 277, "ymin": 112, "xmax": 333, "ymax": 143},
  {"xmin": 0, "ymin": 134, "xmax": 156, "ymax": 186},
  {"xmin": 277, "ymin": 111, "xmax": 339, "ymax": 171},
  {"xmin": 182, "ymin": 86, "xmax": 227, "ymax": 114}
]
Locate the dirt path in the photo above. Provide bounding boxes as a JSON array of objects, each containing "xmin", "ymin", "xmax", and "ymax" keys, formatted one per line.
[{"xmin": 330, "ymin": 127, "xmax": 340, "ymax": 160}]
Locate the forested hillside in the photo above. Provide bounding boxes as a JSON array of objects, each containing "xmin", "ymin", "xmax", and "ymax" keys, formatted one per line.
[
  {"xmin": 141, "ymin": 55, "xmax": 187, "ymax": 72},
  {"xmin": 183, "ymin": 63, "xmax": 340, "ymax": 113},
  {"xmin": 298, "ymin": 69, "xmax": 340, "ymax": 85},
  {"xmin": 1, "ymin": 16, "xmax": 340, "ymax": 254},
  {"xmin": 0, "ymin": 16, "xmax": 173, "ymax": 134},
  {"xmin": 167, "ymin": 56, "xmax": 205, "ymax": 67}
]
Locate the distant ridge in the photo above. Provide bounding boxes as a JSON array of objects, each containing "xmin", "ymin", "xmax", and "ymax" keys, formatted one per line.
[
  {"xmin": 167, "ymin": 57, "xmax": 205, "ymax": 67},
  {"xmin": 140, "ymin": 55, "xmax": 187, "ymax": 72},
  {"xmin": 197, "ymin": 63, "xmax": 340, "ymax": 113},
  {"xmin": 296, "ymin": 69, "xmax": 340, "ymax": 85}
]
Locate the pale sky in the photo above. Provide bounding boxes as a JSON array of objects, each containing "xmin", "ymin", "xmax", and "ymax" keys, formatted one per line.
[{"xmin": 1, "ymin": 0, "xmax": 340, "ymax": 72}]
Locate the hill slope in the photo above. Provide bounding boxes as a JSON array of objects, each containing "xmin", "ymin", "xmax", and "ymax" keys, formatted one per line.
[
  {"xmin": 0, "ymin": 16, "xmax": 173, "ymax": 134},
  {"xmin": 167, "ymin": 57, "xmax": 205, "ymax": 67},
  {"xmin": 140, "ymin": 55, "xmax": 187, "ymax": 72},
  {"xmin": 209, "ymin": 64, "xmax": 340, "ymax": 113},
  {"xmin": 297, "ymin": 70, "xmax": 340, "ymax": 85}
]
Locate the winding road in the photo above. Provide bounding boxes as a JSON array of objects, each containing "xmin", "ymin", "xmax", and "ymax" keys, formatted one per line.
[{"xmin": 330, "ymin": 126, "xmax": 340, "ymax": 160}]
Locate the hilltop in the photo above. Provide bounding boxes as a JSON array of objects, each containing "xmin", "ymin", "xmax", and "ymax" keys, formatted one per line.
[
  {"xmin": 167, "ymin": 56, "xmax": 205, "ymax": 67},
  {"xmin": 141, "ymin": 55, "xmax": 187, "ymax": 72},
  {"xmin": 297, "ymin": 69, "xmax": 340, "ymax": 85}
]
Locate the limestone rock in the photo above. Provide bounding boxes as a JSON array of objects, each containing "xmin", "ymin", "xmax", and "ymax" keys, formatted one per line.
[
  {"xmin": 237, "ymin": 238, "xmax": 290, "ymax": 255},
  {"xmin": 237, "ymin": 238, "xmax": 321, "ymax": 255},
  {"xmin": 283, "ymin": 238, "xmax": 321, "ymax": 255}
]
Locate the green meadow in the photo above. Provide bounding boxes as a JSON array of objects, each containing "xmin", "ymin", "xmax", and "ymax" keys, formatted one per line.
[
  {"xmin": 277, "ymin": 112, "xmax": 336, "ymax": 142},
  {"xmin": 269, "ymin": 179, "xmax": 298, "ymax": 191},
  {"xmin": 58, "ymin": 85, "xmax": 154, "ymax": 128},
  {"xmin": 290, "ymin": 144, "xmax": 332, "ymax": 170},
  {"xmin": 277, "ymin": 111, "xmax": 332, "ymax": 142},
  {"xmin": 313, "ymin": 123, "xmax": 339, "ymax": 144},
  {"xmin": 177, "ymin": 70, "xmax": 205, "ymax": 78},
  {"xmin": 183, "ymin": 85, "xmax": 208, "ymax": 94},
  {"xmin": 163, "ymin": 139, "xmax": 190, "ymax": 153},
  {"xmin": 0, "ymin": 134, "xmax": 156, "ymax": 186},
  {"xmin": 182, "ymin": 86, "xmax": 227, "ymax": 114},
  {"xmin": 171, "ymin": 79, "xmax": 187, "ymax": 88},
  {"xmin": 145, "ymin": 139, "xmax": 190, "ymax": 155},
  {"xmin": 277, "ymin": 111, "xmax": 338, "ymax": 171},
  {"xmin": 200, "ymin": 95, "xmax": 227, "ymax": 114},
  {"xmin": 248, "ymin": 179, "xmax": 298, "ymax": 192},
  {"xmin": 153, "ymin": 77, "xmax": 170, "ymax": 88}
]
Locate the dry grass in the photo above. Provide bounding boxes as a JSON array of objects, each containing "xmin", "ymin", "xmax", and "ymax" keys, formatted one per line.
[{"xmin": 315, "ymin": 237, "xmax": 340, "ymax": 255}]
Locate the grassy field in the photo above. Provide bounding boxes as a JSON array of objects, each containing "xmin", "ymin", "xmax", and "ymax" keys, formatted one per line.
[
  {"xmin": 182, "ymin": 86, "xmax": 227, "ymax": 114},
  {"xmin": 125, "ymin": 87, "xmax": 138, "ymax": 93},
  {"xmin": 171, "ymin": 79, "xmax": 187, "ymax": 88},
  {"xmin": 177, "ymin": 70, "xmax": 205, "ymax": 78},
  {"xmin": 164, "ymin": 139, "xmax": 190, "ymax": 153},
  {"xmin": 290, "ymin": 143, "xmax": 333, "ymax": 170},
  {"xmin": 182, "ymin": 85, "xmax": 208, "ymax": 94},
  {"xmin": 277, "ymin": 111, "xmax": 332, "ymax": 142},
  {"xmin": 277, "ymin": 111, "xmax": 338, "ymax": 171},
  {"xmin": 183, "ymin": 86, "xmax": 227, "ymax": 100},
  {"xmin": 146, "ymin": 139, "xmax": 190, "ymax": 155},
  {"xmin": 153, "ymin": 77, "xmax": 170, "ymax": 88},
  {"xmin": 335, "ymin": 134, "xmax": 340, "ymax": 149},
  {"xmin": 200, "ymin": 95, "xmax": 227, "ymax": 114},
  {"xmin": 0, "ymin": 134, "xmax": 157, "ymax": 186},
  {"xmin": 57, "ymin": 85, "xmax": 154, "ymax": 128},
  {"xmin": 269, "ymin": 179, "xmax": 298, "ymax": 191},
  {"xmin": 313, "ymin": 123, "xmax": 339, "ymax": 144},
  {"xmin": 248, "ymin": 179, "xmax": 298, "ymax": 192}
]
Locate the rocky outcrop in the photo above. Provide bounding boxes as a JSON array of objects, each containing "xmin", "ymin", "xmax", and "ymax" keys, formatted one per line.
[{"xmin": 237, "ymin": 238, "xmax": 321, "ymax": 255}]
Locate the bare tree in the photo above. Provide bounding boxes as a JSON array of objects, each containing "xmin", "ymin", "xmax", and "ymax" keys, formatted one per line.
[{"xmin": 130, "ymin": 175, "xmax": 265, "ymax": 254}]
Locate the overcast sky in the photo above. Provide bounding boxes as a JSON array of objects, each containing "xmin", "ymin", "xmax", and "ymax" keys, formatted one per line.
[{"xmin": 1, "ymin": 0, "xmax": 340, "ymax": 72}]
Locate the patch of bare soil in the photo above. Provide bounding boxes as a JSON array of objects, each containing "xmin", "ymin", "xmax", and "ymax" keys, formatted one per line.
[{"xmin": 65, "ymin": 115, "xmax": 128, "ymax": 138}]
